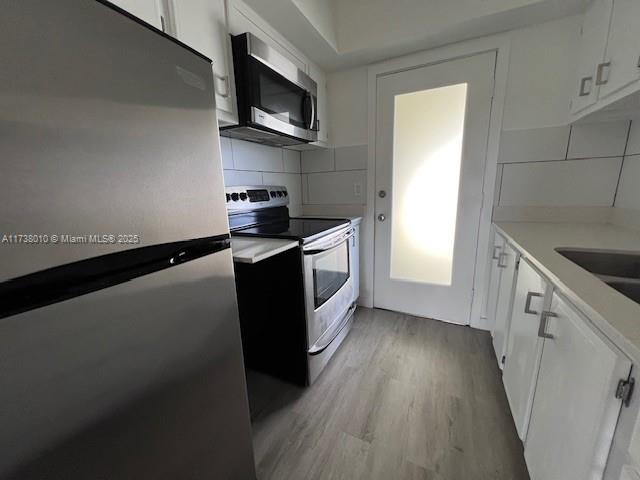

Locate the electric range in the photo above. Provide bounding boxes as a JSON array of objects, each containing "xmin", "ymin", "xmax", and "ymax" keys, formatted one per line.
[{"xmin": 226, "ymin": 185, "xmax": 356, "ymax": 385}]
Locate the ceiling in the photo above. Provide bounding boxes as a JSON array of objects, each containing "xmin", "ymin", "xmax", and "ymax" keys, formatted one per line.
[{"xmin": 242, "ymin": 0, "xmax": 589, "ymax": 71}]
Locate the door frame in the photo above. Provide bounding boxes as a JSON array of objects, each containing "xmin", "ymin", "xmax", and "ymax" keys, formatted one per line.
[{"xmin": 363, "ymin": 34, "xmax": 511, "ymax": 329}]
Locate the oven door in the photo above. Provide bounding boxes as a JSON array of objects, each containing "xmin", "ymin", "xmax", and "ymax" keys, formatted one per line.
[{"xmin": 303, "ymin": 227, "xmax": 355, "ymax": 350}]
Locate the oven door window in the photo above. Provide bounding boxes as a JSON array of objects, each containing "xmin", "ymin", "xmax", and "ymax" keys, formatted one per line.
[
  {"xmin": 311, "ymin": 241, "xmax": 350, "ymax": 309},
  {"xmin": 248, "ymin": 58, "xmax": 310, "ymax": 129}
]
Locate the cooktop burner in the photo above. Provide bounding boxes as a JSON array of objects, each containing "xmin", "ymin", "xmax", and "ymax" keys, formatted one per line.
[{"xmin": 232, "ymin": 217, "xmax": 349, "ymax": 244}]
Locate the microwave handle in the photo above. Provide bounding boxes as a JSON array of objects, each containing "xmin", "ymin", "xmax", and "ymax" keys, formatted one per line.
[
  {"xmin": 310, "ymin": 94, "xmax": 316, "ymax": 131},
  {"xmin": 303, "ymin": 93, "xmax": 316, "ymax": 131}
]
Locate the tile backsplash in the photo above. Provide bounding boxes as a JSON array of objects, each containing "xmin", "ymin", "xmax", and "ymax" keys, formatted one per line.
[
  {"xmin": 495, "ymin": 121, "xmax": 632, "ymax": 209},
  {"xmin": 301, "ymin": 144, "xmax": 367, "ymax": 208},
  {"xmin": 220, "ymin": 137, "xmax": 303, "ymax": 216}
]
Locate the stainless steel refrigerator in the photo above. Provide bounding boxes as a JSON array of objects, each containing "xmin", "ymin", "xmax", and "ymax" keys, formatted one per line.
[{"xmin": 0, "ymin": 1, "xmax": 256, "ymax": 478}]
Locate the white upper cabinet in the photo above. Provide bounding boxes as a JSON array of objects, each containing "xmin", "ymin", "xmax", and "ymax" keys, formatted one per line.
[
  {"xmin": 571, "ymin": 0, "xmax": 640, "ymax": 120},
  {"xmin": 172, "ymin": 0, "xmax": 238, "ymax": 125},
  {"xmin": 571, "ymin": 0, "xmax": 613, "ymax": 115},
  {"xmin": 228, "ymin": 0, "xmax": 307, "ymax": 73},
  {"xmin": 503, "ymin": 259, "xmax": 548, "ymax": 441},
  {"xmin": 108, "ymin": 0, "xmax": 162, "ymax": 29},
  {"xmin": 598, "ymin": 0, "xmax": 640, "ymax": 99},
  {"xmin": 524, "ymin": 292, "xmax": 632, "ymax": 480}
]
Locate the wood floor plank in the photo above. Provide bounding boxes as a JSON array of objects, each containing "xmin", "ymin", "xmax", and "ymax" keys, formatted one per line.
[{"xmin": 247, "ymin": 307, "xmax": 530, "ymax": 480}]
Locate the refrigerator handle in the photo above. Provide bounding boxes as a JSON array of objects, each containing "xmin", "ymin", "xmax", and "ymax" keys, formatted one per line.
[{"xmin": 0, "ymin": 235, "xmax": 231, "ymax": 320}]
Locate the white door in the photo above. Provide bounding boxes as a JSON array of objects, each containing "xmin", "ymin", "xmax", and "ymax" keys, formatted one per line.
[
  {"xmin": 491, "ymin": 243, "xmax": 519, "ymax": 368},
  {"xmin": 503, "ymin": 259, "xmax": 548, "ymax": 440},
  {"xmin": 374, "ymin": 52, "xmax": 496, "ymax": 324},
  {"xmin": 598, "ymin": 0, "xmax": 640, "ymax": 99},
  {"xmin": 525, "ymin": 292, "xmax": 632, "ymax": 480}
]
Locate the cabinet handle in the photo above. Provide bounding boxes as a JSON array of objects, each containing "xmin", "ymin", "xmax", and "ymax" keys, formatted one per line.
[
  {"xmin": 596, "ymin": 62, "xmax": 611, "ymax": 86},
  {"xmin": 538, "ymin": 311, "xmax": 557, "ymax": 339},
  {"xmin": 524, "ymin": 292, "xmax": 543, "ymax": 315},
  {"xmin": 498, "ymin": 252, "xmax": 509, "ymax": 268},
  {"xmin": 213, "ymin": 73, "xmax": 230, "ymax": 99},
  {"xmin": 160, "ymin": 14, "xmax": 166, "ymax": 33},
  {"xmin": 492, "ymin": 245, "xmax": 502, "ymax": 260},
  {"xmin": 579, "ymin": 76, "xmax": 593, "ymax": 97}
]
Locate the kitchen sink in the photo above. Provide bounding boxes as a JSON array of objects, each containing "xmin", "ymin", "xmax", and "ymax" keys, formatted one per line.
[
  {"xmin": 556, "ymin": 248, "xmax": 640, "ymax": 280},
  {"xmin": 556, "ymin": 247, "xmax": 640, "ymax": 304}
]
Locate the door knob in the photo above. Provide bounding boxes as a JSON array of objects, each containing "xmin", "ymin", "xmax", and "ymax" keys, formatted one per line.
[
  {"xmin": 378, "ymin": 214, "xmax": 386, "ymax": 222},
  {"xmin": 378, "ymin": 190, "xmax": 386, "ymax": 198}
]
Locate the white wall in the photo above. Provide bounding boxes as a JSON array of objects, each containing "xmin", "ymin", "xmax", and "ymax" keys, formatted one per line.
[{"xmin": 220, "ymin": 137, "xmax": 303, "ymax": 216}]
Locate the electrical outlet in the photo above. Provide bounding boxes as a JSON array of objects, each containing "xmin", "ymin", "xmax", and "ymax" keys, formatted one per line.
[{"xmin": 354, "ymin": 182, "xmax": 362, "ymax": 197}]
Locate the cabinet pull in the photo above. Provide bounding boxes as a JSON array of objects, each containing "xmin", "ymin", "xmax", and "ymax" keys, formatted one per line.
[
  {"xmin": 213, "ymin": 73, "xmax": 230, "ymax": 99},
  {"xmin": 538, "ymin": 311, "xmax": 557, "ymax": 339},
  {"xmin": 524, "ymin": 292, "xmax": 543, "ymax": 315},
  {"xmin": 596, "ymin": 62, "xmax": 611, "ymax": 86},
  {"xmin": 579, "ymin": 76, "xmax": 592, "ymax": 97},
  {"xmin": 160, "ymin": 14, "xmax": 166, "ymax": 33},
  {"xmin": 492, "ymin": 245, "xmax": 502, "ymax": 260},
  {"xmin": 498, "ymin": 252, "xmax": 509, "ymax": 268}
]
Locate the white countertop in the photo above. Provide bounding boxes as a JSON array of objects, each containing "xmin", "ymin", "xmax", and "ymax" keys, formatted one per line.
[
  {"xmin": 231, "ymin": 237, "xmax": 298, "ymax": 264},
  {"xmin": 496, "ymin": 221, "xmax": 640, "ymax": 363}
]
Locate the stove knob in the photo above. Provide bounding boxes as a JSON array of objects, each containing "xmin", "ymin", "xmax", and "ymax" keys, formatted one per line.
[
  {"xmin": 277, "ymin": 191, "xmax": 283, "ymax": 197},
  {"xmin": 283, "ymin": 191, "xmax": 288, "ymax": 197},
  {"xmin": 239, "ymin": 192, "xmax": 248, "ymax": 201},
  {"xmin": 230, "ymin": 192, "xmax": 239, "ymax": 202},
  {"xmin": 270, "ymin": 191, "xmax": 276, "ymax": 198},
  {"xmin": 226, "ymin": 193, "xmax": 231, "ymax": 202}
]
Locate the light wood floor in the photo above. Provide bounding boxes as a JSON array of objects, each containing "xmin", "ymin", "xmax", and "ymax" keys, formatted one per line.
[{"xmin": 246, "ymin": 307, "xmax": 530, "ymax": 480}]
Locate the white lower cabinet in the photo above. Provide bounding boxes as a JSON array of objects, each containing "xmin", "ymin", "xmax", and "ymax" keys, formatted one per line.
[
  {"xmin": 524, "ymin": 292, "xmax": 632, "ymax": 480},
  {"xmin": 492, "ymin": 242, "xmax": 519, "ymax": 369},
  {"xmin": 486, "ymin": 230, "xmax": 506, "ymax": 331},
  {"xmin": 503, "ymin": 259, "xmax": 549, "ymax": 441}
]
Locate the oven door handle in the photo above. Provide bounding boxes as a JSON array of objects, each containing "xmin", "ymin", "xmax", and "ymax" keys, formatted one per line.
[
  {"xmin": 303, "ymin": 228, "xmax": 355, "ymax": 255},
  {"xmin": 308, "ymin": 303, "xmax": 356, "ymax": 355}
]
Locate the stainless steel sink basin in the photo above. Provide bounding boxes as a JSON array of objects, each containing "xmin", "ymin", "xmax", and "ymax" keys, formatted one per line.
[
  {"xmin": 556, "ymin": 247, "xmax": 640, "ymax": 304},
  {"xmin": 556, "ymin": 248, "xmax": 640, "ymax": 280}
]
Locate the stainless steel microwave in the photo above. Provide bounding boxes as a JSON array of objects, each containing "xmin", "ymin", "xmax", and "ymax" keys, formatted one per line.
[{"xmin": 220, "ymin": 32, "xmax": 318, "ymax": 147}]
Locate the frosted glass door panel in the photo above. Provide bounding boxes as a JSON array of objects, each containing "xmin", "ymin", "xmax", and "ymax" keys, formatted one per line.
[{"xmin": 390, "ymin": 84, "xmax": 467, "ymax": 285}]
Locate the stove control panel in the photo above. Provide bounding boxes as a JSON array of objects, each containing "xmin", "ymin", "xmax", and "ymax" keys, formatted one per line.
[{"xmin": 225, "ymin": 185, "xmax": 289, "ymax": 212}]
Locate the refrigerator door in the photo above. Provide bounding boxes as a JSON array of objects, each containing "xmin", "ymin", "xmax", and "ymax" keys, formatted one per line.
[
  {"xmin": 0, "ymin": 0, "xmax": 228, "ymax": 282},
  {"xmin": 0, "ymin": 246, "xmax": 256, "ymax": 480}
]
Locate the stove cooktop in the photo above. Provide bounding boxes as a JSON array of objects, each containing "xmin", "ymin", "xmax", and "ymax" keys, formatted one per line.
[{"xmin": 231, "ymin": 217, "xmax": 350, "ymax": 244}]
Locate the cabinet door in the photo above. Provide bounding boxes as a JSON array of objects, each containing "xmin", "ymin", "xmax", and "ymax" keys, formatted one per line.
[
  {"xmin": 503, "ymin": 259, "xmax": 548, "ymax": 441},
  {"xmin": 571, "ymin": 0, "xmax": 613, "ymax": 114},
  {"xmin": 486, "ymin": 230, "xmax": 505, "ymax": 329},
  {"xmin": 172, "ymin": 0, "xmax": 237, "ymax": 123},
  {"xmin": 491, "ymin": 243, "xmax": 519, "ymax": 369},
  {"xmin": 598, "ymin": 0, "xmax": 640, "ymax": 99},
  {"xmin": 525, "ymin": 292, "xmax": 632, "ymax": 480},
  {"xmin": 350, "ymin": 224, "xmax": 360, "ymax": 304},
  {"xmin": 108, "ymin": 0, "xmax": 162, "ymax": 29}
]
